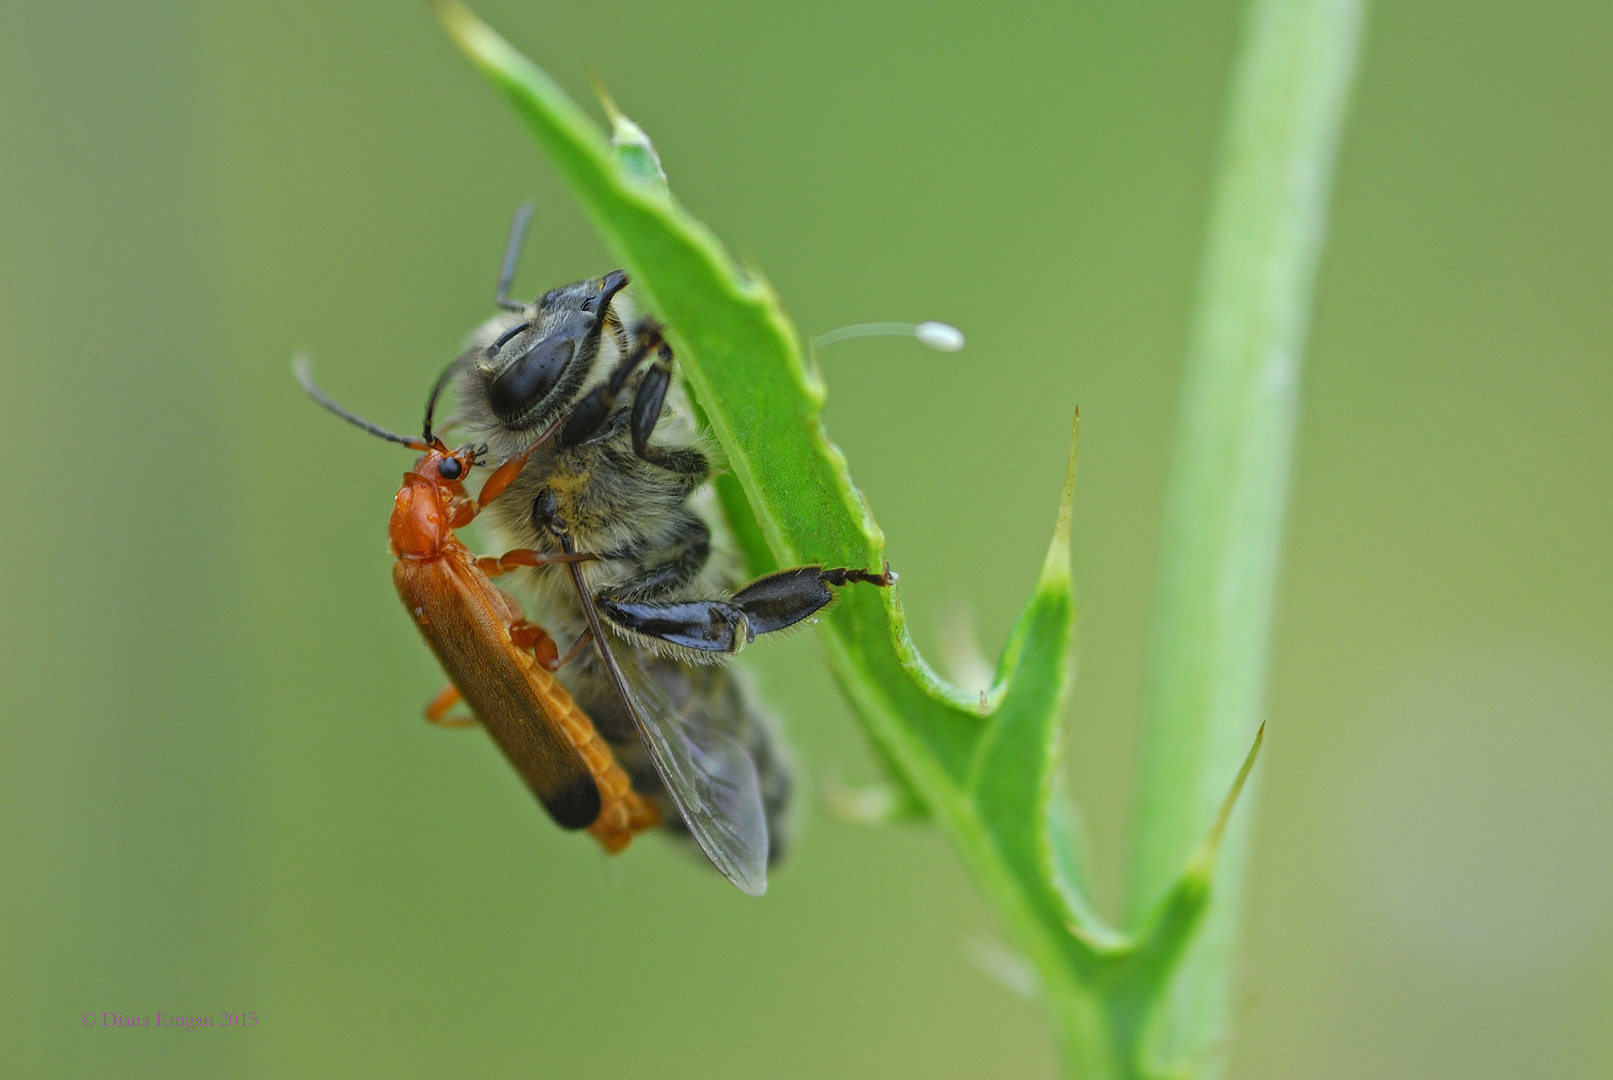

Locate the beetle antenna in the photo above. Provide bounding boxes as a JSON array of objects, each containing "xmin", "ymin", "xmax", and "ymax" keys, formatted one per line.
[
  {"xmin": 294, "ymin": 352, "xmax": 427, "ymax": 450},
  {"xmin": 421, "ymin": 354, "xmax": 466, "ymax": 447},
  {"xmin": 812, "ymin": 321, "xmax": 965, "ymax": 353},
  {"xmin": 495, "ymin": 201, "xmax": 536, "ymax": 311}
]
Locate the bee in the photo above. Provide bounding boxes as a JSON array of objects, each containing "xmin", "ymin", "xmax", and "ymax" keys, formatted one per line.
[{"xmin": 436, "ymin": 204, "xmax": 894, "ymax": 893}]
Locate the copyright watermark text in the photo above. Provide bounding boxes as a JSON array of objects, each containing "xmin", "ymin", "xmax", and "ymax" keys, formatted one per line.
[{"xmin": 81, "ymin": 1011, "xmax": 257, "ymax": 1030}]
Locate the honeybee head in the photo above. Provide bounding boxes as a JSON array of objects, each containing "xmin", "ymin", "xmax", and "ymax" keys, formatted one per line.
[{"xmin": 469, "ymin": 270, "xmax": 630, "ymax": 432}]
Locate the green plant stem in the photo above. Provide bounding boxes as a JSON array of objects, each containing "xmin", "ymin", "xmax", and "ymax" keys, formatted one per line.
[{"xmin": 1125, "ymin": 0, "xmax": 1363, "ymax": 1073}]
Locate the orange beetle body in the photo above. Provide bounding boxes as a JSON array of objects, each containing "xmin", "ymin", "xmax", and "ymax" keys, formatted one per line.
[
  {"xmin": 388, "ymin": 445, "xmax": 659, "ymax": 853},
  {"xmin": 296, "ymin": 353, "xmax": 656, "ymax": 855}
]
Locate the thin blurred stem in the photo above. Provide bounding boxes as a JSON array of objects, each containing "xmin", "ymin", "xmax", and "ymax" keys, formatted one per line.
[{"xmin": 1125, "ymin": 0, "xmax": 1363, "ymax": 1074}]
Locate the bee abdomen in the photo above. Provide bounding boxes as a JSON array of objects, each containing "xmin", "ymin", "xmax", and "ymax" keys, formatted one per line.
[{"xmin": 572, "ymin": 655, "xmax": 794, "ymax": 865}]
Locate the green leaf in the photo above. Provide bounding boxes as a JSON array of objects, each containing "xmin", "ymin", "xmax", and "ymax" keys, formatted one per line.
[
  {"xmin": 432, "ymin": 0, "xmax": 1034, "ymax": 798},
  {"xmin": 1048, "ymin": 780, "xmax": 1129, "ymax": 954},
  {"xmin": 432, "ymin": 0, "xmax": 1108, "ymax": 1066}
]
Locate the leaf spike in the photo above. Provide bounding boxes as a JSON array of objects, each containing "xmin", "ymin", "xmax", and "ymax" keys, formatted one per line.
[
  {"xmin": 1185, "ymin": 721, "xmax": 1265, "ymax": 880},
  {"xmin": 430, "ymin": 0, "xmax": 498, "ymax": 67},
  {"xmin": 590, "ymin": 72, "xmax": 667, "ymax": 189},
  {"xmin": 1123, "ymin": 722, "xmax": 1267, "ymax": 964},
  {"xmin": 1038, "ymin": 408, "xmax": 1080, "ymax": 591},
  {"xmin": 588, "ymin": 71, "xmax": 624, "ymax": 125}
]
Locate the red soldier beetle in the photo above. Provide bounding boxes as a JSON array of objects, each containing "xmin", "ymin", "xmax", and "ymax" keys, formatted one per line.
[{"xmin": 295, "ymin": 354, "xmax": 659, "ymax": 854}]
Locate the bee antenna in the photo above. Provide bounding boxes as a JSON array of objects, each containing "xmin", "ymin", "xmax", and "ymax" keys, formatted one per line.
[
  {"xmin": 812, "ymin": 321, "xmax": 965, "ymax": 353},
  {"xmin": 421, "ymin": 354, "xmax": 465, "ymax": 446},
  {"xmin": 495, "ymin": 201, "xmax": 536, "ymax": 311},
  {"xmin": 294, "ymin": 352, "xmax": 428, "ymax": 450}
]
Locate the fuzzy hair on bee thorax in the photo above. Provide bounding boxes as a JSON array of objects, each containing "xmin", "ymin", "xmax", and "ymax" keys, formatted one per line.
[{"xmin": 449, "ymin": 280, "xmax": 737, "ymax": 629}]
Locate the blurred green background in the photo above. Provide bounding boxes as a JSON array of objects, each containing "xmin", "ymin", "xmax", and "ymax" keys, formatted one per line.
[{"xmin": 2, "ymin": 1, "xmax": 1609, "ymax": 1076}]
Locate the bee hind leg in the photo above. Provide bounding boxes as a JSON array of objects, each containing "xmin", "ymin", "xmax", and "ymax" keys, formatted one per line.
[
  {"xmin": 729, "ymin": 563, "xmax": 895, "ymax": 635},
  {"xmin": 597, "ymin": 564, "xmax": 895, "ymax": 653}
]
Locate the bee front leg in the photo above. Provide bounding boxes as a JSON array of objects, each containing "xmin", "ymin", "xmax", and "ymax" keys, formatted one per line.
[
  {"xmin": 559, "ymin": 317, "xmax": 668, "ymax": 448},
  {"xmin": 622, "ymin": 330, "xmax": 712, "ymax": 482},
  {"xmin": 629, "ymin": 346, "xmax": 673, "ymax": 461}
]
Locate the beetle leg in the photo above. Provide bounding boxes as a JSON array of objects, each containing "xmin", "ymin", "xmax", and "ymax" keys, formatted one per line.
[
  {"xmin": 507, "ymin": 618, "xmax": 592, "ymax": 672},
  {"xmin": 507, "ymin": 619, "xmax": 562, "ymax": 670},
  {"xmin": 548, "ymin": 629, "xmax": 595, "ymax": 672},
  {"xmin": 475, "ymin": 548, "xmax": 599, "ymax": 578},
  {"xmin": 424, "ymin": 684, "xmax": 479, "ymax": 728}
]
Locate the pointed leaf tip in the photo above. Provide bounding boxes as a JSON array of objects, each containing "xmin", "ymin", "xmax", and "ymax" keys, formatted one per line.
[
  {"xmin": 1123, "ymin": 722, "xmax": 1266, "ymax": 987},
  {"xmin": 591, "ymin": 73, "xmax": 668, "ymax": 190},
  {"xmin": 1189, "ymin": 722, "xmax": 1265, "ymax": 879},
  {"xmin": 1038, "ymin": 409, "xmax": 1080, "ymax": 590}
]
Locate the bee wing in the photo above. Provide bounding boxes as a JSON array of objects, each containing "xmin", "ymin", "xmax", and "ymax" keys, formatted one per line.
[
  {"xmin": 562, "ymin": 555, "xmax": 769, "ymax": 895},
  {"xmin": 610, "ymin": 643, "xmax": 770, "ymax": 896}
]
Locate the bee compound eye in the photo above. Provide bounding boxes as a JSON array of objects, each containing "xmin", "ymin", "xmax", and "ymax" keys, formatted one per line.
[
  {"xmin": 487, "ymin": 333, "xmax": 577, "ymax": 424},
  {"xmin": 437, "ymin": 457, "xmax": 463, "ymax": 481}
]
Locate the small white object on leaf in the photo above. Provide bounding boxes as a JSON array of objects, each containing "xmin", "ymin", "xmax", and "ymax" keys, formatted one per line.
[
  {"xmin": 812, "ymin": 321, "xmax": 965, "ymax": 353},
  {"xmin": 913, "ymin": 321, "xmax": 965, "ymax": 352}
]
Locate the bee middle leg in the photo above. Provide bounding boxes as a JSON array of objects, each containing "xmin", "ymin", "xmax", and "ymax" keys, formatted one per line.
[{"xmin": 598, "ymin": 511, "xmax": 712, "ymax": 600}]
